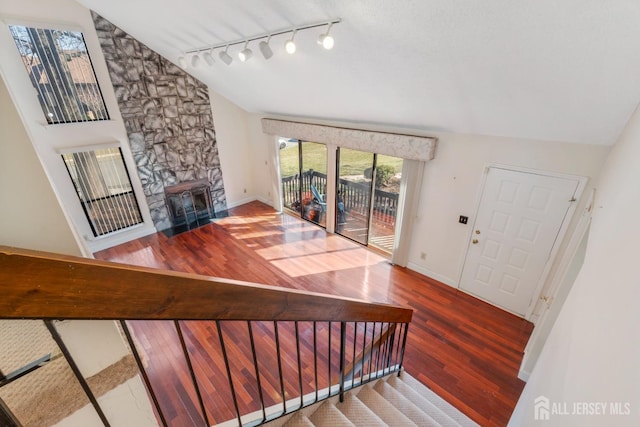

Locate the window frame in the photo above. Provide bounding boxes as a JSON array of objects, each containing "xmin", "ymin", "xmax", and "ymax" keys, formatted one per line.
[
  {"xmin": 60, "ymin": 143, "xmax": 144, "ymax": 238},
  {"xmin": 8, "ymin": 23, "xmax": 110, "ymax": 125}
]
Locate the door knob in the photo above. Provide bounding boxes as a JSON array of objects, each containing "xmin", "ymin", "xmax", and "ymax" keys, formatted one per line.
[{"xmin": 472, "ymin": 239, "xmax": 479, "ymax": 244}]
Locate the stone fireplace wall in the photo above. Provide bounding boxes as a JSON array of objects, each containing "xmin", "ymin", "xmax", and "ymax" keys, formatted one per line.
[{"xmin": 91, "ymin": 12, "xmax": 226, "ymax": 230}]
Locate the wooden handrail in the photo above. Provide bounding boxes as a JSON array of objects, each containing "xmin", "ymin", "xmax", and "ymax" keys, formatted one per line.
[{"xmin": 0, "ymin": 246, "xmax": 413, "ymax": 322}]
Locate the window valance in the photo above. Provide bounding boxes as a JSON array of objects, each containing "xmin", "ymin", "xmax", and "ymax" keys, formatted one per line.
[{"xmin": 262, "ymin": 119, "xmax": 437, "ymax": 161}]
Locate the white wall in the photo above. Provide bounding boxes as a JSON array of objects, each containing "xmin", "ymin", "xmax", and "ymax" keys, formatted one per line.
[
  {"xmin": 0, "ymin": 76, "xmax": 81, "ymax": 256},
  {"xmin": 519, "ymin": 224, "xmax": 589, "ymax": 380},
  {"xmin": 247, "ymin": 113, "xmax": 281, "ymax": 206},
  {"xmin": 509, "ymin": 105, "xmax": 640, "ymax": 426},
  {"xmin": 210, "ymin": 91, "xmax": 255, "ymax": 208},
  {"xmin": 247, "ymin": 114, "xmax": 609, "ymax": 315}
]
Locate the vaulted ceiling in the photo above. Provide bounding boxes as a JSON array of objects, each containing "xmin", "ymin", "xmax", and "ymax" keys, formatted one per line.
[{"xmin": 77, "ymin": 0, "xmax": 640, "ymax": 146}]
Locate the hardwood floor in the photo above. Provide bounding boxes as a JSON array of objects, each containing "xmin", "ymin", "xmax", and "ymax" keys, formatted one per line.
[{"xmin": 95, "ymin": 201, "xmax": 533, "ymax": 427}]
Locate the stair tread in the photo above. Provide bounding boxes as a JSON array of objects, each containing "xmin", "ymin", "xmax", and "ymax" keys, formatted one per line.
[
  {"xmin": 283, "ymin": 411, "xmax": 315, "ymax": 427},
  {"xmin": 309, "ymin": 401, "xmax": 356, "ymax": 427},
  {"xmin": 374, "ymin": 380, "xmax": 441, "ymax": 426},
  {"xmin": 387, "ymin": 375, "xmax": 460, "ymax": 426},
  {"xmin": 398, "ymin": 373, "xmax": 478, "ymax": 426},
  {"xmin": 357, "ymin": 384, "xmax": 418, "ymax": 427},
  {"xmin": 335, "ymin": 393, "xmax": 386, "ymax": 427}
]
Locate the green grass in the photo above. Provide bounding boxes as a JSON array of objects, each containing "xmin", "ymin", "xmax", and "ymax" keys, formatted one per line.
[{"xmin": 279, "ymin": 143, "xmax": 403, "ymax": 177}]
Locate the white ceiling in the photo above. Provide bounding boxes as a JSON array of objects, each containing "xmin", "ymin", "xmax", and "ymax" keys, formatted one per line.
[{"xmin": 77, "ymin": 0, "xmax": 640, "ymax": 145}]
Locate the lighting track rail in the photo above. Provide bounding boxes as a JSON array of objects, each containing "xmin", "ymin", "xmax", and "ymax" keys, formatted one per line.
[{"xmin": 179, "ymin": 18, "xmax": 341, "ymax": 67}]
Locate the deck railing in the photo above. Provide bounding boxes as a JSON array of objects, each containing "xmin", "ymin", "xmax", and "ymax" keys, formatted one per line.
[
  {"xmin": 0, "ymin": 246, "xmax": 412, "ymax": 426},
  {"xmin": 282, "ymin": 170, "xmax": 399, "ymax": 226}
]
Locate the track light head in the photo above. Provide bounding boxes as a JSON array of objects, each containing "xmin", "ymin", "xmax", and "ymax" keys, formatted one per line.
[
  {"xmin": 178, "ymin": 55, "xmax": 187, "ymax": 68},
  {"xmin": 318, "ymin": 23, "xmax": 335, "ymax": 50},
  {"xmin": 238, "ymin": 41, "xmax": 253, "ymax": 62},
  {"xmin": 190, "ymin": 53, "xmax": 200, "ymax": 67},
  {"xmin": 259, "ymin": 35, "xmax": 273, "ymax": 60},
  {"xmin": 285, "ymin": 30, "xmax": 297, "ymax": 54},
  {"xmin": 219, "ymin": 46, "xmax": 233, "ymax": 65},
  {"xmin": 202, "ymin": 50, "xmax": 215, "ymax": 66}
]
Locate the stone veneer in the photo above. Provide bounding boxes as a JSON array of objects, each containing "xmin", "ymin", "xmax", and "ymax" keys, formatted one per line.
[{"xmin": 91, "ymin": 12, "xmax": 226, "ymax": 230}]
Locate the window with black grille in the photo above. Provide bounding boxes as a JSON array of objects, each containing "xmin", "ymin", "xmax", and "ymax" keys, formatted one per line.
[
  {"xmin": 9, "ymin": 25, "xmax": 109, "ymax": 124},
  {"xmin": 62, "ymin": 147, "xmax": 143, "ymax": 237}
]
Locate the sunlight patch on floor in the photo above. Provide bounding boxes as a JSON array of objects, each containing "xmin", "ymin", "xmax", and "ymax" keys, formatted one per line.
[
  {"xmin": 229, "ymin": 230, "xmax": 284, "ymax": 240},
  {"xmin": 270, "ymin": 247, "xmax": 386, "ymax": 277},
  {"xmin": 214, "ymin": 214, "xmax": 275, "ymax": 225},
  {"xmin": 256, "ymin": 235, "xmax": 356, "ymax": 260}
]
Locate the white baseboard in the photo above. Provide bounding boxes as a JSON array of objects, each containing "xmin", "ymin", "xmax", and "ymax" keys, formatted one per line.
[
  {"xmin": 226, "ymin": 196, "xmax": 259, "ymax": 209},
  {"xmin": 87, "ymin": 223, "xmax": 157, "ymax": 253},
  {"xmin": 518, "ymin": 368, "xmax": 530, "ymax": 382},
  {"xmin": 406, "ymin": 262, "xmax": 458, "ymax": 288},
  {"xmin": 226, "ymin": 195, "xmax": 275, "ymax": 209},
  {"xmin": 256, "ymin": 195, "xmax": 275, "ymax": 207}
]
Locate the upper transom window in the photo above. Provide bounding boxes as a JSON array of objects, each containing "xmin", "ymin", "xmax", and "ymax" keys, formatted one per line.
[{"xmin": 9, "ymin": 25, "xmax": 109, "ymax": 124}]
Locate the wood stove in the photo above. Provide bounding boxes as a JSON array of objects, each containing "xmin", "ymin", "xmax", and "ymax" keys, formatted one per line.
[{"xmin": 164, "ymin": 179, "xmax": 214, "ymax": 230}]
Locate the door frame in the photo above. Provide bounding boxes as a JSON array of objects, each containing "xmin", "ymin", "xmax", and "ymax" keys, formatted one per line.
[{"xmin": 458, "ymin": 163, "xmax": 588, "ymax": 320}]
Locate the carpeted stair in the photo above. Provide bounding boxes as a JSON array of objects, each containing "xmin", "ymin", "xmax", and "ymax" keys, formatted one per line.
[{"xmin": 265, "ymin": 372, "xmax": 478, "ymax": 427}]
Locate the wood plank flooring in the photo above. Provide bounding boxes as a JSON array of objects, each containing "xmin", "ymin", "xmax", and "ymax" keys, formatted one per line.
[{"xmin": 95, "ymin": 201, "xmax": 533, "ymax": 427}]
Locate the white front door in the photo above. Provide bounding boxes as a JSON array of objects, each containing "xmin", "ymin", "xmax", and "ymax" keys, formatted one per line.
[{"xmin": 460, "ymin": 167, "xmax": 579, "ymax": 316}]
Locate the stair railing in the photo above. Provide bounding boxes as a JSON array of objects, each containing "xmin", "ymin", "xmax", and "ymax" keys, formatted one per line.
[{"xmin": 0, "ymin": 246, "xmax": 413, "ymax": 426}]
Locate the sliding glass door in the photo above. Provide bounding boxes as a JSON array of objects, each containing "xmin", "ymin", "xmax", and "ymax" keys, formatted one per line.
[
  {"xmin": 336, "ymin": 148, "xmax": 374, "ymax": 245},
  {"xmin": 279, "ymin": 139, "xmax": 403, "ymax": 255},
  {"xmin": 279, "ymin": 139, "xmax": 327, "ymax": 228},
  {"xmin": 368, "ymin": 154, "xmax": 402, "ymax": 253},
  {"xmin": 336, "ymin": 149, "xmax": 402, "ymax": 253}
]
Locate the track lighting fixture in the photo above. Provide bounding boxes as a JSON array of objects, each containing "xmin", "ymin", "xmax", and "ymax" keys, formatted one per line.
[
  {"xmin": 202, "ymin": 49, "xmax": 215, "ymax": 66},
  {"xmin": 318, "ymin": 23, "xmax": 334, "ymax": 50},
  {"xmin": 285, "ymin": 30, "xmax": 297, "ymax": 54},
  {"xmin": 219, "ymin": 45, "xmax": 233, "ymax": 65},
  {"xmin": 259, "ymin": 35, "xmax": 273, "ymax": 60},
  {"xmin": 180, "ymin": 18, "xmax": 340, "ymax": 67},
  {"xmin": 190, "ymin": 53, "xmax": 200, "ymax": 67},
  {"xmin": 238, "ymin": 41, "xmax": 253, "ymax": 62}
]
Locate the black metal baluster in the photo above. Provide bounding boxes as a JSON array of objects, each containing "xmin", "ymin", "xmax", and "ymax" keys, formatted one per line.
[
  {"xmin": 392, "ymin": 323, "xmax": 400, "ymax": 369},
  {"xmin": 216, "ymin": 321, "xmax": 242, "ymax": 426},
  {"xmin": 313, "ymin": 321, "xmax": 319, "ymax": 403},
  {"xmin": 351, "ymin": 322, "xmax": 357, "ymax": 387},
  {"xmin": 386, "ymin": 323, "xmax": 397, "ymax": 374},
  {"xmin": 273, "ymin": 322, "xmax": 287, "ymax": 413},
  {"xmin": 375, "ymin": 322, "xmax": 385, "ymax": 377},
  {"xmin": 367, "ymin": 322, "xmax": 375, "ymax": 383},
  {"xmin": 174, "ymin": 321, "xmax": 210, "ymax": 427},
  {"xmin": 338, "ymin": 322, "xmax": 346, "ymax": 402},
  {"xmin": 44, "ymin": 321, "xmax": 111, "ymax": 427},
  {"xmin": 398, "ymin": 323, "xmax": 410, "ymax": 376},
  {"xmin": 247, "ymin": 322, "xmax": 267, "ymax": 423},
  {"xmin": 362, "ymin": 322, "xmax": 368, "ymax": 381},
  {"xmin": 295, "ymin": 322, "xmax": 304, "ymax": 409},
  {"xmin": 381, "ymin": 323, "xmax": 390, "ymax": 374},
  {"xmin": 328, "ymin": 321, "xmax": 332, "ymax": 396},
  {"xmin": 384, "ymin": 323, "xmax": 393, "ymax": 373},
  {"xmin": 392, "ymin": 323, "xmax": 403, "ymax": 371},
  {"xmin": 119, "ymin": 321, "xmax": 167, "ymax": 427}
]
